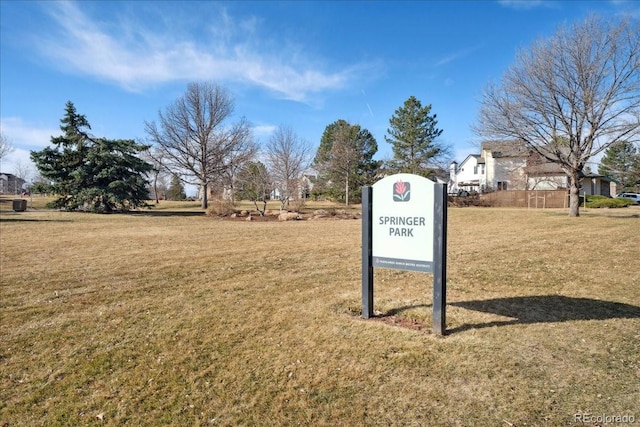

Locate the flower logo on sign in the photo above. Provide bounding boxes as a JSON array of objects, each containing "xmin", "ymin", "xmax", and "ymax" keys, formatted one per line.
[{"xmin": 393, "ymin": 180, "xmax": 411, "ymax": 202}]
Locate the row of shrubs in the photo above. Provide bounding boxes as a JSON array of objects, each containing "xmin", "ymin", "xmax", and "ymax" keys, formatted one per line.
[
  {"xmin": 583, "ymin": 195, "xmax": 636, "ymax": 208},
  {"xmin": 205, "ymin": 195, "xmax": 634, "ymax": 215},
  {"xmin": 446, "ymin": 194, "xmax": 636, "ymax": 209},
  {"xmin": 447, "ymin": 195, "xmax": 490, "ymax": 207}
]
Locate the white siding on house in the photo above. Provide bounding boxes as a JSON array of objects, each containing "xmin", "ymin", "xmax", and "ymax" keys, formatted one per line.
[
  {"xmin": 451, "ymin": 155, "xmax": 485, "ymax": 193},
  {"xmin": 483, "ymin": 152, "xmax": 527, "ymax": 191},
  {"xmin": 528, "ymin": 176, "xmax": 567, "ymax": 190},
  {"xmin": 451, "ymin": 141, "xmax": 615, "ymax": 197}
]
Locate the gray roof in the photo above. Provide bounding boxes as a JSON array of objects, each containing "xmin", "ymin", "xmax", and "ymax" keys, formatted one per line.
[
  {"xmin": 526, "ymin": 152, "xmax": 565, "ymax": 175},
  {"xmin": 481, "ymin": 140, "xmax": 530, "ymax": 158}
]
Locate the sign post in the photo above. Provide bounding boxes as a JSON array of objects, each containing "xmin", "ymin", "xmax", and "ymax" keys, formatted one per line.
[
  {"xmin": 361, "ymin": 186, "xmax": 374, "ymax": 319},
  {"xmin": 361, "ymin": 173, "xmax": 447, "ymax": 335}
]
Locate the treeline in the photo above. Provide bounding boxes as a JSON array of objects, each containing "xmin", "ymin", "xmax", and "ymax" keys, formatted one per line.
[{"xmin": 30, "ymin": 82, "xmax": 450, "ymax": 213}]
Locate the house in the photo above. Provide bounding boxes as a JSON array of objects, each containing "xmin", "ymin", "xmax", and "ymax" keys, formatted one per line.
[
  {"xmin": 481, "ymin": 140, "xmax": 531, "ymax": 191},
  {"xmin": 266, "ymin": 172, "xmax": 317, "ymax": 201},
  {"xmin": 449, "ymin": 141, "xmax": 616, "ymax": 196},
  {"xmin": 525, "ymin": 151, "xmax": 567, "ymax": 190},
  {"xmin": 0, "ymin": 173, "xmax": 26, "ymax": 195},
  {"xmin": 578, "ymin": 172, "xmax": 617, "ymax": 197},
  {"xmin": 449, "ymin": 141, "xmax": 528, "ymax": 194},
  {"xmin": 448, "ymin": 154, "xmax": 485, "ymax": 194}
]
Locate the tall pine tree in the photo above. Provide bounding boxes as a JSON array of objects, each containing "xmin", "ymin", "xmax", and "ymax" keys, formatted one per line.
[
  {"xmin": 31, "ymin": 101, "xmax": 152, "ymax": 212},
  {"xmin": 598, "ymin": 141, "xmax": 640, "ymax": 192},
  {"xmin": 30, "ymin": 102, "xmax": 91, "ymax": 209},
  {"xmin": 385, "ymin": 96, "xmax": 447, "ymax": 178},
  {"xmin": 166, "ymin": 175, "xmax": 187, "ymax": 201}
]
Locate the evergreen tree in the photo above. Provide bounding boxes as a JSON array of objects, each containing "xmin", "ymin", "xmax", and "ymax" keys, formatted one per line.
[
  {"xmin": 166, "ymin": 175, "xmax": 187, "ymax": 201},
  {"xmin": 314, "ymin": 119, "xmax": 380, "ymax": 205},
  {"xmin": 30, "ymin": 102, "xmax": 92, "ymax": 209},
  {"xmin": 31, "ymin": 101, "xmax": 152, "ymax": 212},
  {"xmin": 385, "ymin": 96, "xmax": 446, "ymax": 178},
  {"xmin": 79, "ymin": 138, "xmax": 152, "ymax": 212},
  {"xmin": 598, "ymin": 141, "xmax": 640, "ymax": 192}
]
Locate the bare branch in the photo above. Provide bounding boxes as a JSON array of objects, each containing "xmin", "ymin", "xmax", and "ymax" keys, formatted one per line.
[
  {"xmin": 145, "ymin": 82, "xmax": 254, "ymax": 208},
  {"xmin": 265, "ymin": 125, "xmax": 312, "ymax": 211},
  {"xmin": 0, "ymin": 133, "xmax": 14, "ymax": 162},
  {"xmin": 475, "ymin": 15, "xmax": 640, "ymax": 216}
]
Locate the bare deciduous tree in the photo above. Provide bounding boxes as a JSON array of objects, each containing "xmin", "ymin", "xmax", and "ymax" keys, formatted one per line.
[
  {"xmin": 214, "ymin": 139, "xmax": 258, "ymax": 204},
  {"xmin": 140, "ymin": 145, "xmax": 171, "ymax": 203},
  {"xmin": 236, "ymin": 161, "xmax": 271, "ymax": 215},
  {"xmin": 0, "ymin": 133, "xmax": 14, "ymax": 163},
  {"xmin": 265, "ymin": 125, "xmax": 312, "ymax": 212},
  {"xmin": 145, "ymin": 82, "xmax": 254, "ymax": 209},
  {"xmin": 13, "ymin": 160, "xmax": 33, "ymax": 193},
  {"xmin": 475, "ymin": 15, "xmax": 640, "ymax": 217}
]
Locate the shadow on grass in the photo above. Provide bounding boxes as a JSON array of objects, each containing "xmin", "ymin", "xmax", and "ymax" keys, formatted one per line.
[
  {"xmin": 0, "ymin": 217, "xmax": 73, "ymax": 223},
  {"xmin": 129, "ymin": 210, "xmax": 206, "ymax": 217},
  {"xmin": 382, "ymin": 304, "xmax": 432, "ymax": 316},
  {"xmin": 581, "ymin": 211, "xmax": 640, "ymax": 219},
  {"xmin": 449, "ymin": 295, "xmax": 640, "ymax": 334},
  {"xmin": 546, "ymin": 207, "xmax": 640, "ymax": 219}
]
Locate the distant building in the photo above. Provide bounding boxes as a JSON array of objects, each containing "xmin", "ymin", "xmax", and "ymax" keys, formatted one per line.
[
  {"xmin": 0, "ymin": 173, "xmax": 26, "ymax": 195},
  {"xmin": 449, "ymin": 141, "xmax": 617, "ymax": 196}
]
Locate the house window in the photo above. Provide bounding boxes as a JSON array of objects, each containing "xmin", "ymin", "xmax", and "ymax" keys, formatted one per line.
[
  {"xmin": 497, "ymin": 181, "xmax": 508, "ymax": 191},
  {"xmin": 473, "ymin": 165, "xmax": 478, "ymax": 174}
]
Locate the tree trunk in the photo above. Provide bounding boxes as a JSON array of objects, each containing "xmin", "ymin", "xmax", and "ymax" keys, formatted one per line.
[
  {"xmin": 201, "ymin": 182, "xmax": 208, "ymax": 209},
  {"xmin": 153, "ymin": 173, "xmax": 159, "ymax": 204},
  {"xmin": 345, "ymin": 176, "xmax": 349, "ymax": 207},
  {"xmin": 568, "ymin": 171, "xmax": 580, "ymax": 217},
  {"xmin": 252, "ymin": 199, "xmax": 267, "ymax": 216}
]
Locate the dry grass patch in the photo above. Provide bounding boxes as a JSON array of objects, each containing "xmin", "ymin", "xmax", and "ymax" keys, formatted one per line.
[{"xmin": 1, "ymin": 206, "xmax": 639, "ymax": 426}]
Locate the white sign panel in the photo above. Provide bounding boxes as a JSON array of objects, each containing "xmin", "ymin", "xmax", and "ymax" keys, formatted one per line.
[{"xmin": 371, "ymin": 173, "xmax": 435, "ymax": 272}]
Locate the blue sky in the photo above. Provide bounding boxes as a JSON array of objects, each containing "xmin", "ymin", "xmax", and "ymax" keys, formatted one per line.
[{"xmin": 1, "ymin": 0, "xmax": 638, "ymax": 189}]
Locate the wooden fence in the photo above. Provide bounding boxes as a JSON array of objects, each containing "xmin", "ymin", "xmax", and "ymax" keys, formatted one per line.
[{"xmin": 479, "ymin": 190, "xmax": 568, "ymax": 208}]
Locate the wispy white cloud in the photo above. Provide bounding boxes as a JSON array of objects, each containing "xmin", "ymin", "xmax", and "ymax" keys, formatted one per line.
[
  {"xmin": 0, "ymin": 117, "xmax": 60, "ymax": 175},
  {"xmin": 32, "ymin": 2, "xmax": 367, "ymax": 102},
  {"xmin": 609, "ymin": 0, "xmax": 640, "ymax": 18},
  {"xmin": 0, "ymin": 117, "xmax": 59, "ymax": 149},
  {"xmin": 497, "ymin": 0, "xmax": 557, "ymax": 10},
  {"xmin": 0, "ymin": 147, "xmax": 36, "ymax": 178},
  {"xmin": 434, "ymin": 45, "xmax": 483, "ymax": 67},
  {"xmin": 252, "ymin": 124, "xmax": 277, "ymax": 137},
  {"xmin": 366, "ymin": 103, "xmax": 374, "ymax": 118}
]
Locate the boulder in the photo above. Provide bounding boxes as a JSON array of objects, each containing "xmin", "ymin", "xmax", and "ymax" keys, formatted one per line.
[{"xmin": 278, "ymin": 212, "xmax": 302, "ymax": 221}]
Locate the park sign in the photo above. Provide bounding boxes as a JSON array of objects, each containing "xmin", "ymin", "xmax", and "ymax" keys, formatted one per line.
[
  {"xmin": 362, "ymin": 173, "xmax": 447, "ymax": 335},
  {"xmin": 372, "ymin": 174, "xmax": 435, "ymax": 272}
]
